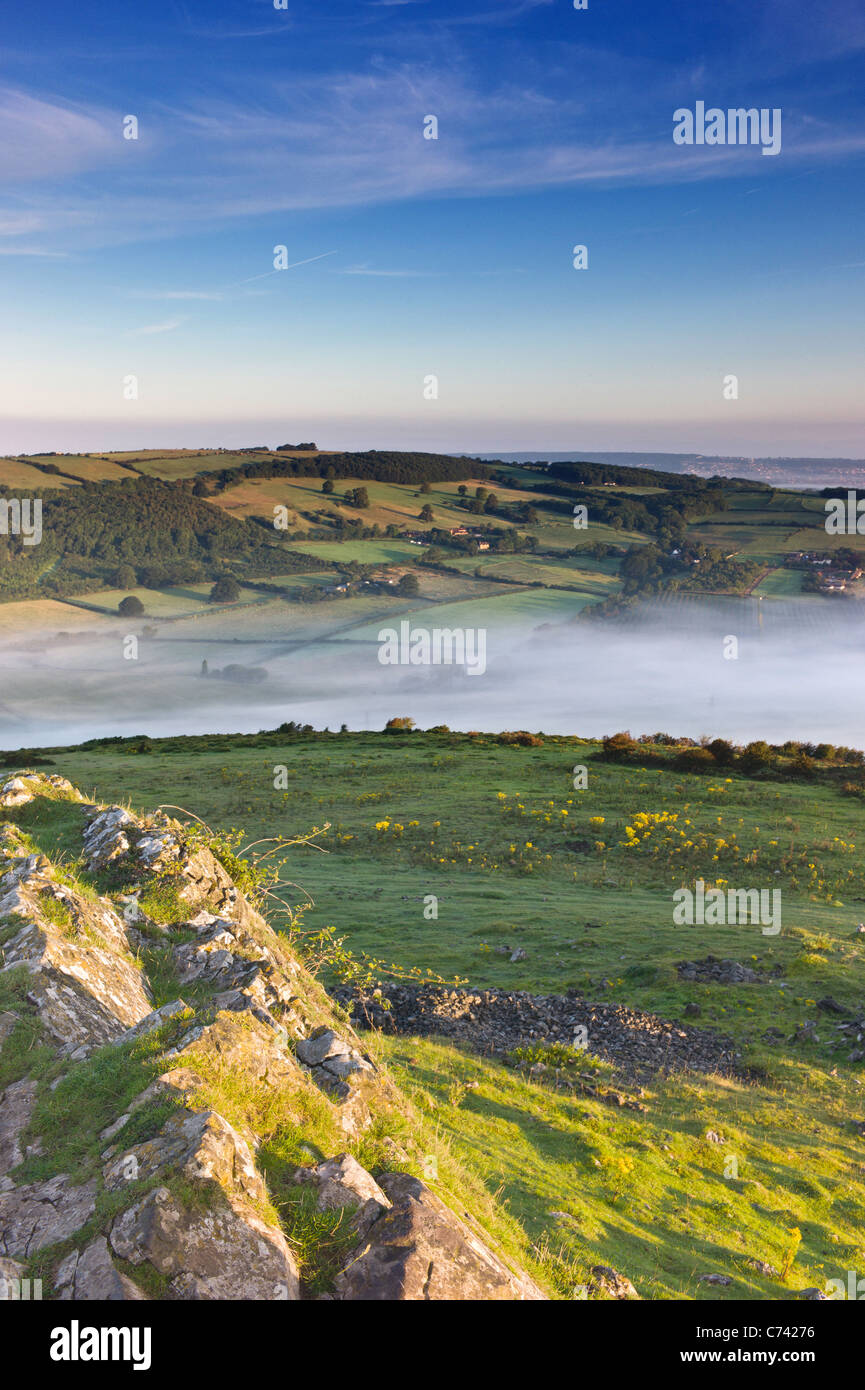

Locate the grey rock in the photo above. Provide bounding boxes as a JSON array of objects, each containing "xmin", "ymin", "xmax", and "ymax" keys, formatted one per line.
[
  {"xmin": 302, "ymin": 1154, "xmax": 391, "ymax": 1214},
  {"xmin": 0, "ymin": 1078, "xmax": 38, "ymax": 1176},
  {"xmin": 110, "ymin": 1185, "xmax": 299, "ymax": 1301},
  {"xmin": 296, "ymin": 1028, "xmax": 350, "ymax": 1066},
  {"xmin": 589, "ymin": 1265, "xmax": 639, "ymax": 1299},
  {"xmin": 0, "ymin": 1175, "xmax": 98, "ymax": 1258},
  {"xmin": 334, "ymin": 1174, "xmax": 546, "ymax": 1301},
  {"xmin": 56, "ymin": 1237, "xmax": 147, "ymax": 1301}
]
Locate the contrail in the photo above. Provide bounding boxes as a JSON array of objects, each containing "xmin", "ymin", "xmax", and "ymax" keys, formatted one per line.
[{"xmin": 232, "ymin": 251, "xmax": 338, "ymax": 287}]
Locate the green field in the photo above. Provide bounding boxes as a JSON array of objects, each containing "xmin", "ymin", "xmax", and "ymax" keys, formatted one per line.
[
  {"xmin": 28, "ymin": 456, "xmax": 134, "ymax": 483},
  {"xmin": 447, "ymin": 551, "xmax": 623, "ymax": 595},
  {"xmin": 339, "ymin": 587, "xmax": 591, "ymax": 638},
  {"xmin": 0, "ymin": 459, "xmax": 78, "ymax": 490},
  {"xmin": 289, "ymin": 538, "xmax": 421, "ymax": 564},
  {"xmin": 127, "ymin": 452, "xmax": 277, "ymax": 480},
  {"xmin": 16, "ymin": 726, "xmax": 864, "ymax": 1300},
  {"xmin": 64, "ymin": 583, "xmax": 270, "ymax": 618},
  {"xmin": 751, "ymin": 568, "xmax": 808, "ymax": 598}
]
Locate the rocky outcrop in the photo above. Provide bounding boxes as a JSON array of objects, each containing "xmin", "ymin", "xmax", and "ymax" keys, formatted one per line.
[
  {"xmin": 335, "ymin": 982, "xmax": 740, "ymax": 1081},
  {"xmin": 0, "ymin": 847, "xmax": 153, "ymax": 1056},
  {"xmin": 677, "ymin": 956, "xmax": 781, "ymax": 985},
  {"xmin": 0, "ymin": 772, "xmax": 545, "ymax": 1302},
  {"xmin": 332, "ymin": 1174, "xmax": 546, "ymax": 1301}
]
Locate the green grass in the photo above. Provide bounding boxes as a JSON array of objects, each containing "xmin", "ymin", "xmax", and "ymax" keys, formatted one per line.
[
  {"xmin": 446, "ymin": 551, "xmax": 623, "ymax": 596},
  {"xmin": 6, "ymin": 726, "xmax": 865, "ymax": 1298},
  {"xmin": 11, "ymin": 1009, "xmax": 196, "ymax": 1185},
  {"xmin": 377, "ymin": 1034, "xmax": 864, "ymax": 1299},
  {"xmin": 752, "ymin": 568, "xmax": 807, "ymax": 598},
  {"xmin": 289, "ymin": 539, "xmax": 421, "ymax": 564}
]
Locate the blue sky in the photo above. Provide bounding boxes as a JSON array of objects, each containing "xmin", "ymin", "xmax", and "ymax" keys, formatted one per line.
[{"xmin": 1, "ymin": 0, "xmax": 864, "ymax": 455}]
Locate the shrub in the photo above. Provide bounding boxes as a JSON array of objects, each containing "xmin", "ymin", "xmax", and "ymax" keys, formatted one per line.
[
  {"xmin": 708, "ymin": 738, "xmax": 736, "ymax": 765},
  {"xmin": 674, "ymin": 747, "xmax": 716, "ymax": 773},
  {"xmin": 741, "ymin": 740, "xmax": 774, "ymax": 773},
  {"xmin": 601, "ymin": 732, "xmax": 636, "ymax": 761}
]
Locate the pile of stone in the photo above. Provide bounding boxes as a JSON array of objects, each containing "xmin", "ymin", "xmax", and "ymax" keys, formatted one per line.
[
  {"xmin": 335, "ymin": 983, "xmax": 740, "ymax": 1082},
  {"xmin": 677, "ymin": 956, "xmax": 781, "ymax": 985}
]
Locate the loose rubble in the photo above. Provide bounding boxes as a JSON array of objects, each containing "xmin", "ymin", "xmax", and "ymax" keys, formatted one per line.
[{"xmin": 335, "ymin": 983, "xmax": 740, "ymax": 1082}]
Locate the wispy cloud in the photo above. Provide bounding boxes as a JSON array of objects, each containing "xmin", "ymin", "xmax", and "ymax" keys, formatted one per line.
[
  {"xmin": 339, "ymin": 262, "xmax": 433, "ymax": 276},
  {"xmin": 1, "ymin": 55, "xmax": 864, "ymax": 255},
  {"xmin": 127, "ymin": 289, "xmax": 223, "ymax": 301},
  {"xmin": 0, "ymin": 88, "xmax": 119, "ymax": 181},
  {"xmin": 0, "ymin": 246, "xmax": 69, "ymax": 258},
  {"xmin": 130, "ymin": 317, "xmax": 185, "ymax": 336}
]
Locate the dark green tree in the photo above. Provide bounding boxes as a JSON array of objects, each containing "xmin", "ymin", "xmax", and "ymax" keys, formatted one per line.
[{"xmin": 210, "ymin": 576, "xmax": 241, "ymax": 604}]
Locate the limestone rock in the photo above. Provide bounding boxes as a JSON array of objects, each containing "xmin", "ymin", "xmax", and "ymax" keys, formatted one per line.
[
  {"xmin": 298, "ymin": 1153, "xmax": 392, "ymax": 1214},
  {"xmin": 0, "ymin": 1175, "xmax": 98, "ymax": 1259},
  {"xmin": 589, "ymin": 1265, "xmax": 640, "ymax": 1299},
  {"xmin": 0, "ymin": 857, "xmax": 152, "ymax": 1054},
  {"xmin": 296, "ymin": 1027, "xmax": 350, "ymax": 1067},
  {"xmin": 333, "ymin": 1174, "xmax": 546, "ymax": 1301},
  {"xmin": 109, "ymin": 1185, "xmax": 299, "ymax": 1300},
  {"xmin": 0, "ymin": 771, "xmax": 547, "ymax": 1303},
  {"xmin": 0, "ymin": 778, "xmax": 35, "ymax": 809},
  {"xmin": 103, "ymin": 1108, "xmax": 266, "ymax": 1206},
  {"xmin": 0, "ymin": 1078, "xmax": 38, "ymax": 1176},
  {"xmin": 55, "ymin": 1237, "xmax": 147, "ymax": 1301},
  {"xmin": 82, "ymin": 806, "xmax": 138, "ymax": 870}
]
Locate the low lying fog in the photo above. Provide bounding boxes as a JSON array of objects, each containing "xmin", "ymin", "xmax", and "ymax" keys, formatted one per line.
[{"xmin": 0, "ymin": 598, "xmax": 862, "ymax": 751}]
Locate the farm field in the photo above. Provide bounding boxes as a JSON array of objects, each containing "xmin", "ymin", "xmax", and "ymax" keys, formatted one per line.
[
  {"xmin": 288, "ymin": 538, "xmax": 421, "ymax": 564},
  {"xmin": 751, "ymin": 568, "xmax": 808, "ymax": 598},
  {"xmin": 214, "ymin": 474, "xmax": 519, "ymax": 534},
  {"xmin": 0, "ymin": 460, "xmax": 78, "ymax": 490},
  {"xmin": 129, "ymin": 452, "xmax": 278, "ymax": 480},
  {"xmin": 338, "ymin": 586, "xmax": 591, "ymax": 640},
  {"xmin": 0, "ymin": 598, "xmax": 111, "ymax": 637},
  {"xmin": 446, "ymin": 551, "xmax": 623, "ymax": 595},
  {"xmin": 64, "ymin": 584, "xmax": 269, "ymax": 618},
  {"xmin": 531, "ymin": 518, "xmax": 651, "ymax": 551},
  {"xmin": 14, "ymin": 726, "xmax": 865, "ymax": 1301},
  {"xmin": 28, "ymin": 456, "xmax": 134, "ymax": 483}
]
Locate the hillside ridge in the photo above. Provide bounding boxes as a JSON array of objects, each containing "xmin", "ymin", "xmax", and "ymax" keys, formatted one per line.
[{"xmin": 0, "ymin": 771, "xmax": 544, "ymax": 1301}]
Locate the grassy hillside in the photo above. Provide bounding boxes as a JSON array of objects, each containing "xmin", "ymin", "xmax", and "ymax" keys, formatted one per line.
[
  {"xmin": 12, "ymin": 726, "xmax": 865, "ymax": 1300},
  {"xmin": 3, "ymin": 451, "xmax": 864, "ymax": 617}
]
